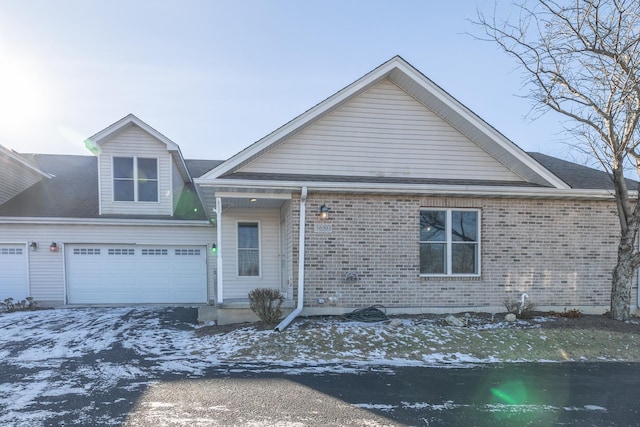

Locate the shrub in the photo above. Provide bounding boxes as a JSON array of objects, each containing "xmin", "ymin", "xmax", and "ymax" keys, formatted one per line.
[
  {"xmin": 0, "ymin": 298, "xmax": 15, "ymax": 312},
  {"xmin": 503, "ymin": 295, "xmax": 536, "ymax": 320},
  {"xmin": 248, "ymin": 288, "xmax": 284, "ymax": 325},
  {"xmin": 551, "ymin": 308, "xmax": 583, "ymax": 318},
  {"xmin": 0, "ymin": 296, "xmax": 38, "ymax": 313}
]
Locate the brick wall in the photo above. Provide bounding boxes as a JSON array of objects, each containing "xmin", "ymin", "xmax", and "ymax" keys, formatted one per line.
[{"xmin": 291, "ymin": 193, "xmax": 626, "ymax": 312}]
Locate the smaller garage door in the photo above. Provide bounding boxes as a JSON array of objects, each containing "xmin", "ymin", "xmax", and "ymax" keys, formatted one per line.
[
  {"xmin": 0, "ymin": 244, "xmax": 28, "ymax": 300},
  {"xmin": 66, "ymin": 245, "xmax": 207, "ymax": 304}
]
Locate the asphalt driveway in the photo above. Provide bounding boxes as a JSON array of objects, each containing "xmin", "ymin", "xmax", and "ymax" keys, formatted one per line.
[{"xmin": 0, "ymin": 307, "xmax": 204, "ymax": 425}]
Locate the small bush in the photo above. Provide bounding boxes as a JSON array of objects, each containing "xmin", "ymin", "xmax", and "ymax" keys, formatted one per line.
[
  {"xmin": 504, "ymin": 295, "xmax": 536, "ymax": 319},
  {"xmin": 0, "ymin": 297, "xmax": 15, "ymax": 312},
  {"xmin": 551, "ymin": 308, "xmax": 583, "ymax": 318},
  {"xmin": 248, "ymin": 288, "xmax": 284, "ymax": 325},
  {"xmin": 504, "ymin": 297, "xmax": 520, "ymax": 314},
  {"xmin": 0, "ymin": 296, "xmax": 37, "ymax": 313}
]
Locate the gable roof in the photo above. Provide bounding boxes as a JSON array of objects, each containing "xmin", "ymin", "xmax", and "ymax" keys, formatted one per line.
[
  {"xmin": 0, "ymin": 154, "xmax": 221, "ymax": 220},
  {"xmin": 198, "ymin": 56, "xmax": 569, "ymax": 190},
  {"xmin": 85, "ymin": 114, "xmax": 194, "ymax": 183}
]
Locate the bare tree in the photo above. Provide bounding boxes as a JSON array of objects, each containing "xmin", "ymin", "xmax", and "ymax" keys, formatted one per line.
[{"xmin": 476, "ymin": 0, "xmax": 640, "ymax": 320}]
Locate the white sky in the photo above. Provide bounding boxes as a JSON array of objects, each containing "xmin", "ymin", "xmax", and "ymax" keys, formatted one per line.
[{"xmin": 0, "ymin": 0, "xmax": 581, "ymax": 163}]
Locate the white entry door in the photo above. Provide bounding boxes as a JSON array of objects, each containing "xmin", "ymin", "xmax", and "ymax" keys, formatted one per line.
[
  {"xmin": 66, "ymin": 244, "xmax": 207, "ymax": 304},
  {"xmin": 0, "ymin": 244, "xmax": 28, "ymax": 300}
]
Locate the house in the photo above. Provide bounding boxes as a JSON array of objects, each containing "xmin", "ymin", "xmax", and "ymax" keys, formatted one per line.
[
  {"xmin": 0, "ymin": 115, "xmax": 219, "ymax": 307},
  {"xmin": 0, "ymin": 56, "xmax": 632, "ymax": 325}
]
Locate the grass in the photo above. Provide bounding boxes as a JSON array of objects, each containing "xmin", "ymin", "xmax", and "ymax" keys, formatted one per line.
[{"xmin": 196, "ymin": 315, "xmax": 640, "ymax": 365}]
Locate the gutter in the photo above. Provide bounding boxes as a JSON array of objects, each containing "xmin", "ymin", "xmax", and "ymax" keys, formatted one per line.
[
  {"xmin": 196, "ymin": 179, "xmax": 625, "ymax": 200},
  {"xmin": 275, "ymin": 186, "xmax": 308, "ymax": 332},
  {"xmin": 0, "ymin": 217, "xmax": 212, "ymax": 227}
]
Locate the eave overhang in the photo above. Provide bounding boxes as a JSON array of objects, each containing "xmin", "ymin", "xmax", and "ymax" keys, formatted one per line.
[
  {"xmin": 196, "ymin": 178, "xmax": 621, "ymax": 201},
  {"xmin": 0, "ymin": 217, "xmax": 212, "ymax": 227},
  {"xmin": 0, "ymin": 144, "xmax": 53, "ymax": 179}
]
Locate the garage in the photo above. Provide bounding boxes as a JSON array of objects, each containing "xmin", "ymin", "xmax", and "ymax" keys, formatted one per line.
[
  {"xmin": 66, "ymin": 244, "xmax": 207, "ymax": 304},
  {"xmin": 0, "ymin": 244, "xmax": 29, "ymax": 300}
]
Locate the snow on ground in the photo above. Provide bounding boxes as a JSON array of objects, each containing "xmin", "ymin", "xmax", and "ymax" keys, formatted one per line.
[
  {"xmin": 0, "ymin": 306, "xmax": 504, "ymax": 425},
  {"xmin": 0, "ymin": 307, "xmax": 619, "ymax": 425}
]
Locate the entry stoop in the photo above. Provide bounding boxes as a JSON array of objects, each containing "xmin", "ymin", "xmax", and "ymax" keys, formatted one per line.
[{"xmin": 197, "ymin": 300, "xmax": 295, "ymax": 325}]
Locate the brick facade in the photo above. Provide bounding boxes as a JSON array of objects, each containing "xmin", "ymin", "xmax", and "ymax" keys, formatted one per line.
[{"xmin": 291, "ymin": 193, "xmax": 628, "ymax": 313}]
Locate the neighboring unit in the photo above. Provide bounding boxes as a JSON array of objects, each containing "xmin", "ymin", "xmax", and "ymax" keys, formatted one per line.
[
  {"xmin": 0, "ymin": 56, "xmax": 633, "ymax": 323},
  {"xmin": 0, "ymin": 115, "xmax": 219, "ymax": 307}
]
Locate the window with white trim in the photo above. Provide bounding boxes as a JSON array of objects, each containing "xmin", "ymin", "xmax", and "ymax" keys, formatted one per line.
[
  {"xmin": 113, "ymin": 157, "xmax": 158, "ymax": 202},
  {"xmin": 419, "ymin": 209, "xmax": 480, "ymax": 276},
  {"xmin": 238, "ymin": 222, "xmax": 260, "ymax": 276}
]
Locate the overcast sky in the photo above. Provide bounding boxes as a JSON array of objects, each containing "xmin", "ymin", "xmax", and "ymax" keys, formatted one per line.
[{"xmin": 0, "ymin": 0, "xmax": 581, "ymax": 163}]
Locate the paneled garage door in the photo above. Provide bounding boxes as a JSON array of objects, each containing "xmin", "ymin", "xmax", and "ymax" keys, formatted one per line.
[
  {"xmin": 0, "ymin": 244, "xmax": 28, "ymax": 300},
  {"xmin": 66, "ymin": 245, "xmax": 207, "ymax": 304}
]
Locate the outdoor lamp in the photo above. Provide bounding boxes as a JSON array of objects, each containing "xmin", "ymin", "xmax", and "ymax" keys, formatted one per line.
[
  {"xmin": 30, "ymin": 241, "xmax": 38, "ymax": 251},
  {"xmin": 49, "ymin": 242, "xmax": 58, "ymax": 252},
  {"xmin": 319, "ymin": 205, "xmax": 329, "ymax": 220}
]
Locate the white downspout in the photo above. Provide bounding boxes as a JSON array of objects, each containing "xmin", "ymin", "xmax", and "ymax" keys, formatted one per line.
[
  {"xmin": 275, "ymin": 186, "xmax": 307, "ymax": 331},
  {"xmin": 216, "ymin": 197, "xmax": 223, "ymax": 304}
]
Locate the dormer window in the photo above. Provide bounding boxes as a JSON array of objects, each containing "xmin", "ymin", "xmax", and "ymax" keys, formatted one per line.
[{"xmin": 113, "ymin": 157, "xmax": 158, "ymax": 202}]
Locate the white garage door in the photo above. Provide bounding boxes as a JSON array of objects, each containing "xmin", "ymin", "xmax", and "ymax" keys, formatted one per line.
[
  {"xmin": 66, "ymin": 245, "xmax": 207, "ymax": 304},
  {"xmin": 0, "ymin": 244, "xmax": 28, "ymax": 300}
]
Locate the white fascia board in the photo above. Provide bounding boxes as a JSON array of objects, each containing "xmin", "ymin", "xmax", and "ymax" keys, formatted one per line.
[
  {"xmin": 0, "ymin": 144, "xmax": 53, "ymax": 179},
  {"xmin": 392, "ymin": 60, "xmax": 570, "ymax": 190},
  {"xmin": 201, "ymin": 60, "xmax": 399, "ymax": 180},
  {"xmin": 87, "ymin": 114, "xmax": 191, "ymax": 182},
  {"xmin": 215, "ymin": 191, "xmax": 292, "ymax": 199},
  {"xmin": 198, "ymin": 178, "xmax": 619, "ymax": 200},
  {"xmin": 0, "ymin": 217, "xmax": 212, "ymax": 227},
  {"xmin": 87, "ymin": 114, "xmax": 180, "ymax": 152},
  {"xmin": 170, "ymin": 148, "xmax": 193, "ymax": 183}
]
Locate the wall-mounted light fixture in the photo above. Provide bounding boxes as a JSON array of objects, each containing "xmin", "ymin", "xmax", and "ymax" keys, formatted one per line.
[
  {"xmin": 249, "ymin": 198, "xmax": 257, "ymax": 203},
  {"xmin": 29, "ymin": 241, "xmax": 38, "ymax": 251},
  {"xmin": 319, "ymin": 204, "xmax": 330, "ymax": 220},
  {"xmin": 49, "ymin": 242, "xmax": 58, "ymax": 252},
  {"xmin": 211, "ymin": 243, "xmax": 218, "ymax": 254}
]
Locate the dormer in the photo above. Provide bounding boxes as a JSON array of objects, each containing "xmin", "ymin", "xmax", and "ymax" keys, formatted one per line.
[{"xmin": 85, "ymin": 114, "xmax": 193, "ymax": 217}]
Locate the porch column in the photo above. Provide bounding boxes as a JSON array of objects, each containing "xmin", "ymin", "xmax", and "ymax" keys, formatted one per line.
[{"xmin": 216, "ymin": 197, "xmax": 223, "ymax": 304}]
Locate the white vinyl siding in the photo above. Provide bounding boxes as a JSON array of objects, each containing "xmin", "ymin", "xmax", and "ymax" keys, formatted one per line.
[
  {"xmin": 171, "ymin": 159, "xmax": 185, "ymax": 210},
  {"xmin": 240, "ymin": 79, "xmax": 523, "ymax": 182},
  {"xmin": 98, "ymin": 126, "xmax": 173, "ymax": 215},
  {"xmin": 0, "ymin": 223, "xmax": 216, "ymax": 304},
  {"xmin": 0, "ymin": 159, "xmax": 42, "ymax": 205},
  {"xmin": 221, "ymin": 209, "xmax": 280, "ymax": 299}
]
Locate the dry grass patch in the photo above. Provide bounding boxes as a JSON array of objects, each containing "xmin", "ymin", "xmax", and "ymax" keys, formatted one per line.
[{"xmin": 196, "ymin": 315, "xmax": 640, "ymax": 365}]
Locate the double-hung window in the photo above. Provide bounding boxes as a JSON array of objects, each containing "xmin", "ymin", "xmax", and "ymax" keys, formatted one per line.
[
  {"xmin": 238, "ymin": 222, "xmax": 260, "ymax": 276},
  {"xmin": 113, "ymin": 157, "xmax": 158, "ymax": 202},
  {"xmin": 420, "ymin": 209, "xmax": 480, "ymax": 276}
]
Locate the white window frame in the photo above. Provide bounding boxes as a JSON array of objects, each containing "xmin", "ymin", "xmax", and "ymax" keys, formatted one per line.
[
  {"xmin": 112, "ymin": 156, "xmax": 159, "ymax": 203},
  {"xmin": 419, "ymin": 208, "xmax": 481, "ymax": 277},
  {"xmin": 237, "ymin": 221, "xmax": 261, "ymax": 278}
]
